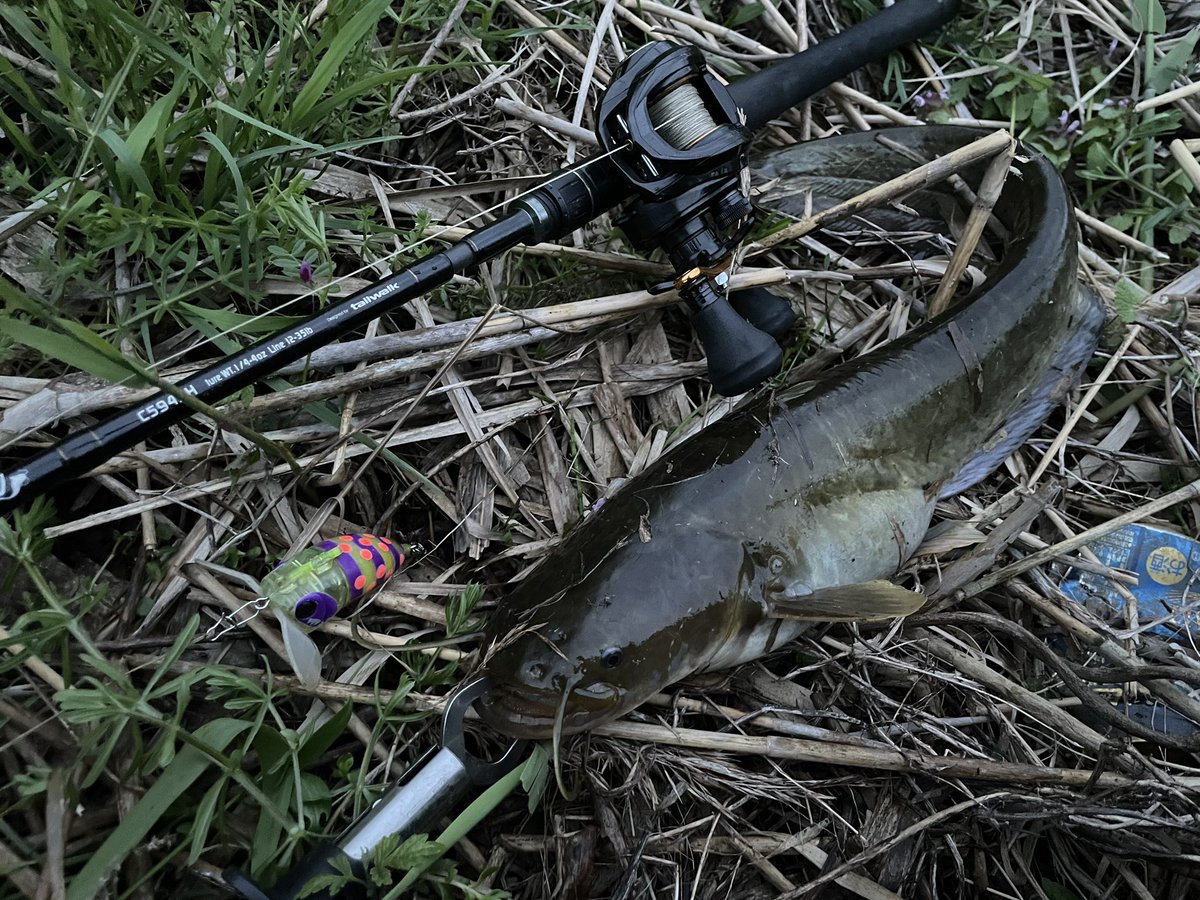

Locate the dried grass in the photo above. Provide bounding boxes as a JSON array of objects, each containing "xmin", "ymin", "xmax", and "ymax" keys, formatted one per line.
[{"xmin": 3, "ymin": 0, "xmax": 1200, "ymax": 897}]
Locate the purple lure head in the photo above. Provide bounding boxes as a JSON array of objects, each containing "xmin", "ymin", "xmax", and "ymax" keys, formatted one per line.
[{"xmin": 293, "ymin": 591, "xmax": 338, "ymax": 626}]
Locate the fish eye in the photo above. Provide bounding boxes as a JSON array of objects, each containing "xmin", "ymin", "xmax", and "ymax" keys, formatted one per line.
[
  {"xmin": 768, "ymin": 556, "xmax": 785, "ymax": 575},
  {"xmin": 528, "ymin": 662, "xmax": 547, "ymax": 681},
  {"xmin": 601, "ymin": 647, "xmax": 623, "ymax": 668}
]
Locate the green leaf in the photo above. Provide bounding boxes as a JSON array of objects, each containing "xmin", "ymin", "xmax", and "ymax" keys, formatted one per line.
[
  {"xmin": 96, "ymin": 126, "xmax": 156, "ymax": 196},
  {"xmin": 297, "ymin": 702, "xmax": 354, "ymax": 769},
  {"xmin": 186, "ymin": 780, "xmax": 225, "ymax": 864},
  {"xmin": 298, "ymin": 855, "xmax": 358, "ymax": 898},
  {"xmin": 0, "ymin": 316, "xmax": 142, "ymax": 385},
  {"xmin": 1107, "ymin": 213, "xmax": 1134, "ymax": 232},
  {"xmin": 725, "ymin": 3, "xmax": 763, "ymax": 28},
  {"xmin": 384, "ymin": 833, "xmax": 444, "ymax": 870},
  {"xmin": 253, "ymin": 725, "xmax": 293, "ymax": 776},
  {"xmin": 211, "ymin": 100, "xmax": 321, "ymax": 150},
  {"xmin": 521, "ymin": 742, "xmax": 551, "ymax": 814},
  {"xmin": 1131, "ymin": 0, "xmax": 1166, "ymax": 33},
  {"xmin": 67, "ymin": 718, "xmax": 253, "ymax": 900},
  {"xmin": 125, "ymin": 79, "xmax": 185, "ymax": 166},
  {"xmin": 1113, "ymin": 278, "xmax": 1146, "ymax": 324},
  {"xmin": 250, "ymin": 758, "xmax": 296, "ymax": 876},
  {"xmin": 1150, "ymin": 28, "xmax": 1199, "ymax": 94},
  {"xmin": 177, "ymin": 301, "xmax": 306, "ymax": 335}
]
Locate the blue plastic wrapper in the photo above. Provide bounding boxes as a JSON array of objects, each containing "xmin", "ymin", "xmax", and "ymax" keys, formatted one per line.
[{"xmin": 1058, "ymin": 522, "xmax": 1200, "ymax": 637}]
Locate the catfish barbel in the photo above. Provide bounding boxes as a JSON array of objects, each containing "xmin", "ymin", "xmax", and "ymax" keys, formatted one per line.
[{"xmin": 477, "ymin": 126, "xmax": 1106, "ymax": 739}]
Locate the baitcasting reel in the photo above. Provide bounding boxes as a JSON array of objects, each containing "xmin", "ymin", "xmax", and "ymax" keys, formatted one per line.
[{"xmin": 596, "ymin": 42, "xmax": 797, "ymax": 396}]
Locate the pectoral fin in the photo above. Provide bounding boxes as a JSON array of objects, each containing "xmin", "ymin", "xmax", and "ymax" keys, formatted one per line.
[
  {"xmin": 767, "ymin": 580, "xmax": 925, "ymax": 622},
  {"xmin": 279, "ymin": 616, "xmax": 323, "ymax": 688}
]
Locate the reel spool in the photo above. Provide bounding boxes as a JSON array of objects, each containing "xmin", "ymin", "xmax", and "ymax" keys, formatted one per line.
[
  {"xmin": 596, "ymin": 42, "xmax": 795, "ymax": 396},
  {"xmin": 596, "ymin": 42, "xmax": 750, "ymax": 198}
]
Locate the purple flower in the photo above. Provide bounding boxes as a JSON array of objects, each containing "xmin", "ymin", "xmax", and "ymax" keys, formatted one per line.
[
  {"xmin": 912, "ymin": 88, "xmax": 949, "ymax": 112},
  {"xmin": 1049, "ymin": 110, "xmax": 1081, "ymax": 137},
  {"xmin": 299, "ymin": 260, "xmax": 314, "ymax": 285}
]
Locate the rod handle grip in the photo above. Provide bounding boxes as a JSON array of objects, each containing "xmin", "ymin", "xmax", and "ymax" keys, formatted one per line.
[{"xmin": 727, "ymin": 0, "xmax": 961, "ymax": 130}]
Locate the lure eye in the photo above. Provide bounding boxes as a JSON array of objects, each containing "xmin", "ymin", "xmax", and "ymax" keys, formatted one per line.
[
  {"xmin": 293, "ymin": 592, "xmax": 337, "ymax": 626},
  {"xmin": 601, "ymin": 647, "xmax": 623, "ymax": 669}
]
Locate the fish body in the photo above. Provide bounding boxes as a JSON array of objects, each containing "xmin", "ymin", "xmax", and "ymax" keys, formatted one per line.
[
  {"xmin": 478, "ymin": 127, "xmax": 1105, "ymax": 739},
  {"xmin": 263, "ymin": 533, "xmax": 405, "ymax": 686}
]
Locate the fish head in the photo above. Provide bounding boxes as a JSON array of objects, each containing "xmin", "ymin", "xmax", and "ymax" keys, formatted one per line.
[{"xmin": 478, "ymin": 525, "xmax": 765, "ymax": 739}]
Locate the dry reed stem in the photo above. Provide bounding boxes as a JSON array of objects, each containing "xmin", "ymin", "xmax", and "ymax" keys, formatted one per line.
[
  {"xmin": 1133, "ymin": 79, "xmax": 1200, "ymax": 111},
  {"xmin": 0, "ymin": 837, "xmax": 38, "ymax": 900},
  {"xmin": 1170, "ymin": 139, "xmax": 1200, "ymax": 195},
  {"xmin": 927, "ymin": 133, "xmax": 1014, "ymax": 318},
  {"xmin": 0, "ymin": 625, "xmax": 65, "ymax": 693},
  {"xmin": 592, "ymin": 720, "xmax": 1140, "ymax": 788},
  {"xmin": 1027, "ymin": 324, "xmax": 1142, "ymax": 486},
  {"xmin": 748, "ymin": 129, "xmax": 1013, "ymax": 253},
  {"xmin": 1074, "ymin": 208, "xmax": 1170, "ymax": 259}
]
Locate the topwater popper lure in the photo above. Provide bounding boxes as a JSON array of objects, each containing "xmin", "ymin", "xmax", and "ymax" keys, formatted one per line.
[{"xmin": 261, "ymin": 534, "xmax": 405, "ymax": 687}]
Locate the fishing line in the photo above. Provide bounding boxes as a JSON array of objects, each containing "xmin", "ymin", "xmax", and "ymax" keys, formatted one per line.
[
  {"xmin": 0, "ymin": 84, "xmax": 718, "ymax": 522},
  {"xmin": 0, "ymin": 138, "xmax": 636, "ymax": 455},
  {"xmin": 156, "ymin": 303, "xmax": 503, "ymax": 568}
]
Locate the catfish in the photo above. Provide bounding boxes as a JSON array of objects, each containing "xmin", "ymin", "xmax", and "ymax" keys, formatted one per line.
[{"xmin": 477, "ymin": 126, "xmax": 1105, "ymax": 739}]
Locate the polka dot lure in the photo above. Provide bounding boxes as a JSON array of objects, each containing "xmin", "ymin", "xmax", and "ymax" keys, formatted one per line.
[{"xmin": 262, "ymin": 534, "xmax": 406, "ymax": 687}]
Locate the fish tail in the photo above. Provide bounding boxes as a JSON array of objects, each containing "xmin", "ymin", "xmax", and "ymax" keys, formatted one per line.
[{"xmin": 938, "ymin": 285, "xmax": 1106, "ymax": 499}]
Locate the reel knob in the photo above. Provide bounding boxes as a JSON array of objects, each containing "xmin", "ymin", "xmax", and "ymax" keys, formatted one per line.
[
  {"xmin": 685, "ymin": 280, "xmax": 783, "ymax": 396},
  {"xmin": 729, "ymin": 287, "xmax": 797, "ymax": 339}
]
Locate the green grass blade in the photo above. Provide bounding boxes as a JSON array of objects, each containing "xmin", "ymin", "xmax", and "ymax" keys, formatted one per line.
[
  {"xmin": 125, "ymin": 82, "xmax": 183, "ymax": 166},
  {"xmin": 211, "ymin": 99, "xmax": 322, "ymax": 152},
  {"xmin": 96, "ymin": 128, "xmax": 156, "ymax": 197},
  {"xmin": 286, "ymin": 0, "xmax": 391, "ymax": 129},
  {"xmin": 1, "ymin": 317, "xmax": 142, "ymax": 385},
  {"xmin": 384, "ymin": 748, "xmax": 540, "ymax": 897},
  {"xmin": 66, "ymin": 717, "xmax": 254, "ymax": 900}
]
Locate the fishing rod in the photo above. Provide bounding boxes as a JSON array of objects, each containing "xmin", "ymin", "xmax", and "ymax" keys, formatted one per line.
[
  {"xmin": 206, "ymin": 2, "xmax": 963, "ymax": 897},
  {"xmin": 0, "ymin": 0, "xmax": 960, "ymax": 517}
]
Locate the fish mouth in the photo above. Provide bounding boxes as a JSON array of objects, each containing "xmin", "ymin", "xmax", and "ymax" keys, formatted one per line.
[{"xmin": 478, "ymin": 681, "xmax": 622, "ymax": 740}]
